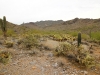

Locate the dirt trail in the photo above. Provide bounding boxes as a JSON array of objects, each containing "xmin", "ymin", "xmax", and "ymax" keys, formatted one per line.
[
  {"xmin": 0, "ymin": 39, "xmax": 100, "ymax": 75},
  {"xmin": 40, "ymin": 39, "xmax": 59, "ymax": 50}
]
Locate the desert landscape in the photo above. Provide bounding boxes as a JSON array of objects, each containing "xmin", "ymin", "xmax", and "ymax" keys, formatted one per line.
[{"xmin": 0, "ymin": 17, "xmax": 100, "ymax": 75}]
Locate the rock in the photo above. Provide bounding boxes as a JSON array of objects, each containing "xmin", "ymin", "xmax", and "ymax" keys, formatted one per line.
[
  {"xmin": 12, "ymin": 62, "xmax": 18, "ymax": 65},
  {"xmin": 29, "ymin": 61, "xmax": 36, "ymax": 65},
  {"xmin": 52, "ymin": 62, "xmax": 58, "ymax": 68},
  {"xmin": 84, "ymin": 71, "xmax": 88, "ymax": 75},
  {"xmin": 40, "ymin": 38, "xmax": 44, "ymax": 41},
  {"xmin": 47, "ymin": 53, "xmax": 53, "ymax": 57},
  {"xmin": 81, "ymin": 70, "xmax": 84, "ymax": 73},
  {"xmin": 41, "ymin": 67, "xmax": 45, "ymax": 72},
  {"xmin": 71, "ymin": 74, "xmax": 75, "ymax": 75},
  {"xmin": 54, "ymin": 71, "xmax": 58, "ymax": 75},
  {"xmin": 72, "ymin": 41, "xmax": 77, "ymax": 45},
  {"xmin": 32, "ymin": 66, "xmax": 37, "ymax": 70},
  {"xmin": 95, "ymin": 69, "xmax": 97, "ymax": 71},
  {"xmin": 0, "ymin": 69, "xmax": 7, "ymax": 73},
  {"xmin": 81, "ymin": 45, "xmax": 89, "ymax": 51},
  {"xmin": 65, "ymin": 74, "xmax": 69, "ymax": 75},
  {"xmin": 45, "ymin": 64, "xmax": 50, "ymax": 67}
]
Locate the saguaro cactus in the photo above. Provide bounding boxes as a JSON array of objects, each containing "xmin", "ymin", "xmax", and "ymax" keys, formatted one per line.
[
  {"xmin": 89, "ymin": 30, "xmax": 91, "ymax": 38},
  {"xmin": 78, "ymin": 32, "xmax": 81, "ymax": 47},
  {"xmin": 0, "ymin": 16, "xmax": 7, "ymax": 39}
]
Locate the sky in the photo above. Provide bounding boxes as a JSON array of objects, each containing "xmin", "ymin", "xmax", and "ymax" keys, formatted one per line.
[{"xmin": 0, "ymin": 0, "xmax": 100, "ymax": 24}]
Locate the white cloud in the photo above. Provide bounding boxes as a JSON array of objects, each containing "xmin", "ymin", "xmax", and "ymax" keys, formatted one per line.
[{"xmin": 0, "ymin": 0, "xmax": 100, "ymax": 24}]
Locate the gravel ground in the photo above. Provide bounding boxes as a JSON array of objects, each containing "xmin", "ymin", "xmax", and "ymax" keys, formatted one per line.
[{"xmin": 0, "ymin": 39, "xmax": 100, "ymax": 75}]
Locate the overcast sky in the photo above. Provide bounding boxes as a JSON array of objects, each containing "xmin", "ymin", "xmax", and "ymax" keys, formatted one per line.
[{"xmin": 0, "ymin": 0, "xmax": 100, "ymax": 24}]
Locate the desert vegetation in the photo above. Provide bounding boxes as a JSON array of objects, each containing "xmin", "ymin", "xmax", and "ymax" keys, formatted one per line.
[{"xmin": 0, "ymin": 17, "xmax": 100, "ymax": 75}]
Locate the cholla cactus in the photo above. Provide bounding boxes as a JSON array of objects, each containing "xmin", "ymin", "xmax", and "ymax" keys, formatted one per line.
[{"xmin": 0, "ymin": 16, "xmax": 7, "ymax": 39}]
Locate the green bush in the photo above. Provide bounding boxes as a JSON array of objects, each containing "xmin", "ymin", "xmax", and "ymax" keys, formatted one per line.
[
  {"xmin": 53, "ymin": 34, "xmax": 63, "ymax": 41},
  {"xmin": 91, "ymin": 32, "xmax": 100, "ymax": 40},
  {"xmin": 54, "ymin": 42, "xmax": 72, "ymax": 56},
  {"xmin": 7, "ymin": 29, "xmax": 16, "ymax": 37},
  {"xmin": 19, "ymin": 34, "xmax": 38, "ymax": 49},
  {"xmin": 68, "ymin": 31, "xmax": 78, "ymax": 37},
  {"xmin": 81, "ymin": 34, "xmax": 89, "ymax": 40}
]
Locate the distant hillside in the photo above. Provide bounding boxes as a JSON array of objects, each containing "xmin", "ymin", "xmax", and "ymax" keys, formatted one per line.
[
  {"xmin": 20, "ymin": 20, "xmax": 64, "ymax": 29},
  {"xmin": 21, "ymin": 22, "xmax": 40, "ymax": 29},
  {"xmin": 35, "ymin": 20, "xmax": 64, "ymax": 27},
  {"xmin": 2, "ymin": 18, "xmax": 100, "ymax": 34},
  {"xmin": 43, "ymin": 18, "xmax": 100, "ymax": 32}
]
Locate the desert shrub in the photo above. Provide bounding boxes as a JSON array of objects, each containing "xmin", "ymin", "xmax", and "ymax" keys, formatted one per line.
[
  {"xmin": 54, "ymin": 42, "xmax": 72, "ymax": 56},
  {"xmin": 53, "ymin": 34, "xmax": 63, "ymax": 41},
  {"xmin": 76, "ymin": 46, "xmax": 95, "ymax": 68},
  {"xmin": 33, "ymin": 34, "xmax": 42, "ymax": 39},
  {"xmin": 62, "ymin": 34, "xmax": 74, "ymax": 41},
  {"xmin": 68, "ymin": 31, "xmax": 78, "ymax": 37},
  {"xmin": 91, "ymin": 32, "xmax": 100, "ymax": 40},
  {"xmin": 5, "ymin": 41, "xmax": 13, "ymax": 48},
  {"xmin": 81, "ymin": 34, "xmax": 89, "ymax": 40},
  {"xmin": 54, "ymin": 42, "xmax": 96, "ymax": 68},
  {"xmin": 0, "ymin": 51, "xmax": 12, "ymax": 64},
  {"xmin": 19, "ymin": 34, "xmax": 38, "ymax": 49},
  {"xmin": 7, "ymin": 29, "xmax": 16, "ymax": 37},
  {"xmin": 17, "ymin": 39, "xmax": 23, "ymax": 45}
]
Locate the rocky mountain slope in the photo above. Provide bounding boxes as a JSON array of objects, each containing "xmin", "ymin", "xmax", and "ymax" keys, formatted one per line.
[{"xmin": 20, "ymin": 18, "xmax": 100, "ymax": 32}]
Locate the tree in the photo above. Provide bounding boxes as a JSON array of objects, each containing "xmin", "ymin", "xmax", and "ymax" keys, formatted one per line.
[{"xmin": 0, "ymin": 16, "xmax": 7, "ymax": 39}]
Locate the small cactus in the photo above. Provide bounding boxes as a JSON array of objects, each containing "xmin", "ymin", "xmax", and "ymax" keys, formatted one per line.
[
  {"xmin": 78, "ymin": 32, "xmax": 81, "ymax": 47},
  {"xmin": 0, "ymin": 16, "xmax": 7, "ymax": 39}
]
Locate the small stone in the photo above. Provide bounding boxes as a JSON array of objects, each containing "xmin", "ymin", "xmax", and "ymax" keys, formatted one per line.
[
  {"xmin": 52, "ymin": 62, "xmax": 58, "ymax": 68},
  {"xmin": 12, "ymin": 62, "xmax": 17, "ymax": 65},
  {"xmin": 45, "ymin": 64, "xmax": 50, "ymax": 67},
  {"xmin": 65, "ymin": 74, "xmax": 69, "ymax": 75},
  {"xmin": 29, "ymin": 61, "xmax": 35, "ymax": 65},
  {"xmin": 71, "ymin": 74, "xmax": 74, "ymax": 75},
  {"xmin": 41, "ymin": 67, "xmax": 45, "ymax": 72},
  {"xmin": 96, "ymin": 71, "xmax": 99, "ymax": 74},
  {"xmin": 50, "ymin": 59, "xmax": 54, "ymax": 62},
  {"xmin": 54, "ymin": 71, "xmax": 58, "ymax": 75},
  {"xmin": 63, "ymin": 68, "xmax": 66, "ymax": 71},
  {"xmin": 95, "ymin": 69, "xmax": 97, "ymax": 71},
  {"xmin": 81, "ymin": 70, "xmax": 84, "ymax": 73},
  {"xmin": 32, "ymin": 66, "xmax": 37, "ymax": 70},
  {"xmin": 48, "ymin": 53, "xmax": 53, "ymax": 57},
  {"xmin": 84, "ymin": 71, "xmax": 88, "ymax": 75}
]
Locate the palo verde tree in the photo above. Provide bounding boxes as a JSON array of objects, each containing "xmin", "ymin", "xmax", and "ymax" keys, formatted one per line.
[{"xmin": 0, "ymin": 16, "xmax": 7, "ymax": 39}]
